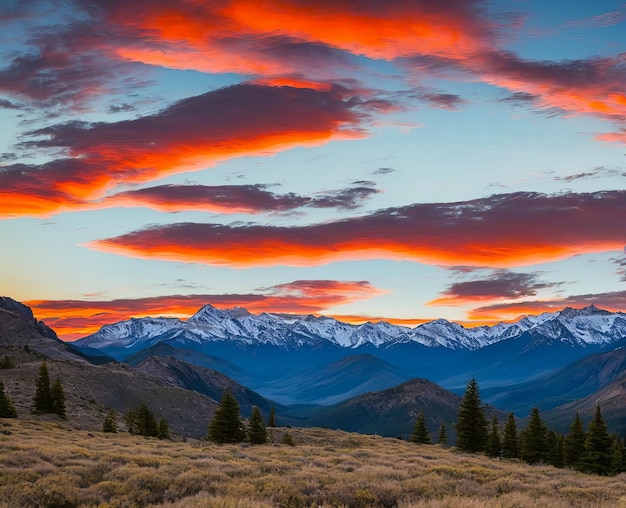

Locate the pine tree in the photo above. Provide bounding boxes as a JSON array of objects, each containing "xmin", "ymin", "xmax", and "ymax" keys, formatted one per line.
[
  {"xmin": 486, "ymin": 414, "xmax": 501, "ymax": 458},
  {"xmin": 102, "ymin": 411, "xmax": 117, "ymax": 433},
  {"xmin": 158, "ymin": 418, "xmax": 170, "ymax": 440},
  {"xmin": 611, "ymin": 435, "xmax": 625, "ymax": 475},
  {"xmin": 438, "ymin": 423, "xmax": 448, "ymax": 446},
  {"xmin": 579, "ymin": 405, "xmax": 614, "ymax": 475},
  {"xmin": 455, "ymin": 378, "xmax": 488, "ymax": 453},
  {"xmin": 0, "ymin": 356, "xmax": 14, "ymax": 369},
  {"xmin": 410, "ymin": 412, "xmax": 431, "ymax": 444},
  {"xmin": 545, "ymin": 430, "xmax": 564, "ymax": 468},
  {"xmin": 268, "ymin": 406, "xmax": 276, "ymax": 427},
  {"xmin": 281, "ymin": 432, "xmax": 296, "ymax": 446},
  {"xmin": 0, "ymin": 382, "xmax": 17, "ymax": 418},
  {"xmin": 247, "ymin": 406, "xmax": 267, "ymax": 444},
  {"xmin": 208, "ymin": 390, "xmax": 245, "ymax": 443},
  {"xmin": 126, "ymin": 403, "xmax": 159, "ymax": 437},
  {"xmin": 502, "ymin": 413, "xmax": 519, "ymax": 459},
  {"xmin": 520, "ymin": 407, "xmax": 547, "ymax": 464},
  {"xmin": 33, "ymin": 362, "xmax": 53, "ymax": 413},
  {"xmin": 50, "ymin": 379, "xmax": 66, "ymax": 419},
  {"xmin": 564, "ymin": 412, "xmax": 586, "ymax": 468}
]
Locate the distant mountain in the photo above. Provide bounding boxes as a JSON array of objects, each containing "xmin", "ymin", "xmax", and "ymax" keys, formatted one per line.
[
  {"xmin": 544, "ymin": 371, "xmax": 626, "ymax": 437},
  {"xmin": 302, "ymin": 378, "xmax": 508, "ymax": 440},
  {"xmin": 483, "ymin": 347, "xmax": 626, "ymax": 415},
  {"xmin": 134, "ymin": 355, "xmax": 285, "ymax": 419},
  {"xmin": 252, "ymin": 354, "xmax": 409, "ymax": 405},
  {"xmin": 75, "ymin": 303, "xmax": 626, "ymax": 355},
  {"xmin": 72, "ymin": 303, "xmax": 626, "ymax": 404}
]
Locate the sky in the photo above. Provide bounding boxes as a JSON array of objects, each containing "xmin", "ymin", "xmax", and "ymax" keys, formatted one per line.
[{"xmin": 1, "ymin": 0, "xmax": 625, "ymax": 341}]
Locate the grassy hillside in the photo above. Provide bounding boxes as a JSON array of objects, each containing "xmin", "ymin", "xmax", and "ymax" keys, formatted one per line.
[{"xmin": 1, "ymin": 419, "xmax": 624, "ymax": 507}]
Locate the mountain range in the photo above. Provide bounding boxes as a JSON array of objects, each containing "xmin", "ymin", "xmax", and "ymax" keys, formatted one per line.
[{"xmin": 2, "ymin": 297, "xmax": 626, "ymax": 438}]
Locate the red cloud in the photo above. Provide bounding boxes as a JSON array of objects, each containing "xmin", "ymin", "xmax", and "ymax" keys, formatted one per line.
[
  {"xmin": 25, "ymin": 279, "xmax": 383, "ymax": 340},
  {"xmin": 88, "ymin": 190, "xmax": 626, "ymax": 268},
  {"xmin": 428, "ymin": 270, "xmax": 558, "ymax": 306},
  {"xmin": 0, "ymin": 84, "xmax": 367, "ymax": 218},
  {"xmin": 468, "ymin": 291, "xmax": 626, "ymax": 322}
]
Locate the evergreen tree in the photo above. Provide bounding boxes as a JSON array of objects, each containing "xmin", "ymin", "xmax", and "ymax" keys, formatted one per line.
[
  {"xmin": 611, "ymin": 435, "xmax": 625, "ymax": 475},
  {"xmin": 486, "ymin": 414, "xmax": 501, "ymax": 458},
  {"xmin": 281, "ymin": 432, "xmax": 296, "ymax": 446},
  {"xmin": 438, "ymin": 423, "xmax": 448, "ymax": 446},
  {"xmin": 0, "ymin": 356, "xmax": 14, "ymax": 369},
  {"xmin": 268, "ymin": 406, "xmax": 276, "ymax": 427},
  {"xmin": 520, "ymin": 407, "xmax": 547, "ymax": 464},
  {"xmin": 502, "ymin": 413, "xmax": 519, "ymax": 459},
  {"xmin": 579, "ymin": 405, "xmax": 614, "ymax": 475},
  {"xmin": 455, "ymin": 378, "xmax": 488, "ymax": 453},
  {"xmin": 0, "ymin": 381, "xmax": 17, "ymax": 418},
  {"xmin": 410, "ymin": 412, "xmax": 431, "ymax": 444},
  {"xmin": 126, "ymin": 403, "xmax": 159, "ymax": 437},
  {"xmin": 102, "ymin": 411, "xmax": 117, "ymax": 433},
  {"xmin": 564, "ymin": 412, "xmax": 586, "ymax": 468},
  {"xmin": 158, "ymin": 418, "xmax": 170, "ymax": 440},
  {"xmin": 50, "ymin": 379, "xmax": 66, "ymax": 419},
  {"xmin": 545, "ymin": 430, "xmax": 564, "ymax": 468},
  {"xmin": 247, "ymin": 406, "xmax": 267, "ymax": 444},
  {"xmin": 33, "ymin": 362, "xmax": 53, "ymax": 413},
  {"xmin": 208, "ymin": 390, "xmax": 245, "ymax": 443}
]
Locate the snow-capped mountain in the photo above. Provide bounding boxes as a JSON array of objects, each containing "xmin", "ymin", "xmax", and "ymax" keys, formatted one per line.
[{"xmin": 74, "ymin": 304, "xmax": 626, "ymax": 353}]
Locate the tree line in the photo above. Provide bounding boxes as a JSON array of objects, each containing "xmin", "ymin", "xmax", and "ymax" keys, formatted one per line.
[{"xmin": 410, "ymin": 378, "xmax": 625, "ymax": 476}]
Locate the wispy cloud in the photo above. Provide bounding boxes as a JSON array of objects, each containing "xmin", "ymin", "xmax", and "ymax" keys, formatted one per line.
[
  {"xmin": 428, "ymin": 269, "xmax": 559, "ymax": 306},
  {"xmin": 0, "ymin": 83, "xmax": 372, "ymax": 218},
  {"xmin": 88, "ymin": 190, "xmax": 626, "ymax": 268}
]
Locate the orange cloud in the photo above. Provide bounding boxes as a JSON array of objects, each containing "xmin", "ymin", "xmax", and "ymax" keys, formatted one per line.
[
  {"xmin": 88, "ymin": 190, "xmax": 626, "ymax": 269},
  {"xmin": 0, "ymin": 84, "xmax": 368, "ymax": 218},
  {"xmin": 26, "ymin": 279, "xmax": 383, "ymax": 340}
]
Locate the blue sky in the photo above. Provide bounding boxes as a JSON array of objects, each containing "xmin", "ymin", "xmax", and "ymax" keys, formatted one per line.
[{"xmin": 0, "ymin": 0, "xmax": 625, "ymax": 339}]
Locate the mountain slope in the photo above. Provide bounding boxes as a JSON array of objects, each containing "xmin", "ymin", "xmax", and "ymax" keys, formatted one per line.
[
  {"xmin": 303, "ymin": 378, "xmax": 507, "ymax": 439},
  {"xmin": 134, "ymin": 355, "xmax": 285, "ymax": 419},
  {"xmin": 253, "ymin": 354, "xmax": 409, "ymax": 405},
  {"xmin": 483, "ymin": 346, "xmax": 626, "ymax": 414}
]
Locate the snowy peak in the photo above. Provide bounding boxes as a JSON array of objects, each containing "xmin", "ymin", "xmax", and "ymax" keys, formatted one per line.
[{"xmin": 74, "ymin": 304, "xmax": 626, "ymax": 353}]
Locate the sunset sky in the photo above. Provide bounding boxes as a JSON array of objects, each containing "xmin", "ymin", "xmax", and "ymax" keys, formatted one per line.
[{"xmin": 1, "ymin": 0, "xmax": 625, "ymax": 340}]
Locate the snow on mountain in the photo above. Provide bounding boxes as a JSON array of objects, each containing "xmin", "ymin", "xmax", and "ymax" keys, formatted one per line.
[{"xmin": 74, "ymin": 304, "xmax": 626, "ymax": 352}]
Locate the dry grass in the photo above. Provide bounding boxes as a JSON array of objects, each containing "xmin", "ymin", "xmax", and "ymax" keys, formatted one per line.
[{"xmin": 1, "ymin": 419, "xmax": 625, "ymax": 507}]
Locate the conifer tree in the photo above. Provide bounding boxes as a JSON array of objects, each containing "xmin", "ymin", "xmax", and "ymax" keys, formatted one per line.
[
  {"xmin": 208, "ymin": 390, "xmax": 245, "ymax": 443},
  {"xmin": 564, "ymin": 412, "xmax": 586, "ymax": 468},
  {"xmin": 247, "ymin": 406, "xmax": 267, "ymax": 444},
  {"xmin": 545, "ymin": 430, "xmax": 564, "ymax": 468},
  {"xmin": 486, "ymin": 414, "xmax": 501, "ymax": 458},
  {"xmin": 158, "ymin": 417, "xmax": 170, "ymax": 440},
  {"xmin": 50, "ymin": 379, "xmax": 66, "ymax": 419},
  {"xmin": 520, "ymin": 407, "xmax": 547, "ymax": 464},
  {"xmin": 126, "ymin": 403, "xmax": 159, "ymax": 437},
  {"xmin": 438, "ymin": 423, "xmax": 448, "ymax": 446},
  {"xmin": 611, "ymin": 435, "xmax": 625, "ymax": 475},
  {"xmin": 502, "ymin": 413, "xmax": 519, "ymax": 459},
  {"xmin": 0, "ymin": 381, "xmax": 17, "ymax": 418},
  {"xmin": 0, "ymin": 356, "xmax": 14, "ymax": 369},
  {"xmin": 268, "ymin": 406, "xmax": 276, "ymax": 427},
  {"xmin": 410, "ymin": 412, "xmax": 431, "ymax": 444},
  {"xmin": 102, "ymin": 411, "xmax": 117, "ymax": 433},
  {"xmin": 455, "ymin": 378, "xmax": 488, "ymax": 453},
  {"xmin": 33, "ymin": 362, "xmax": 53, "ymax": 413},
  {"xmin": 579, "ymin": 405, "xmax": 613, "ymax": 475}
]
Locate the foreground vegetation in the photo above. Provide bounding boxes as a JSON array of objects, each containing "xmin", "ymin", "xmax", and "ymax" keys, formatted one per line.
[{"xmin": 1, "ymin": 419, "xmax": 625, "ymax": 507}]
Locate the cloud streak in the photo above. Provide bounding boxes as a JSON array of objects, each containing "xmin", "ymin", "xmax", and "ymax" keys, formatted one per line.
[
  {"xmin": 89, "ymin": 190, "xmax": 626, "ymax": 268},
  {"xmin": 428, "ymin": 270, "xmax": 559, "ymax": 306},
  {"xmin": 0, "ymin": 83, "xmax": 371, "ymax": 218}
]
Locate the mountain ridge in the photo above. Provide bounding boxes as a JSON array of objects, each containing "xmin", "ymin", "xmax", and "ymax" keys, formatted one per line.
[{"xmin": 74, "ymin": 303, "xmax": 626, "ymax": 355}]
